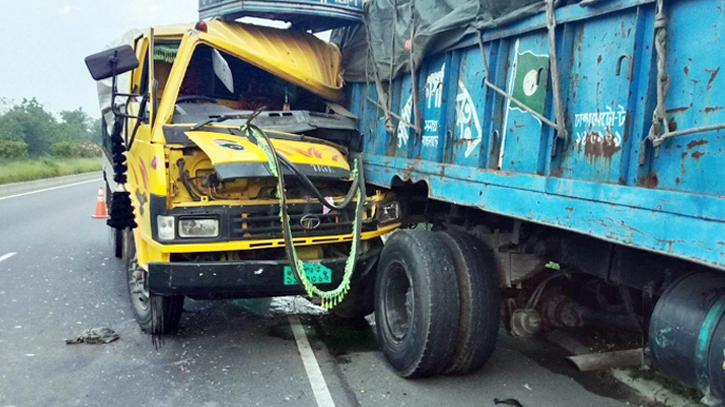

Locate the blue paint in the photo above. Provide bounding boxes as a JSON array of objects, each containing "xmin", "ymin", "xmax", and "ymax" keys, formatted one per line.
[{"xmin": 349, "ymin": 0, "xmax": 725, "ymax": 271}]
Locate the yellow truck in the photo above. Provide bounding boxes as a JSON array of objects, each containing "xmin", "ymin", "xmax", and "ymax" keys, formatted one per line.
[{"xmin": 85, "ymin": 20, "xmax": 400, "ymax": 333}]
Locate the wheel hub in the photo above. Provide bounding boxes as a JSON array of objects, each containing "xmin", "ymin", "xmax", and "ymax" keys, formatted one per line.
[
  {"xmin": 384, "ymin": 263, "xmax": 414, "ymax": 341},
  {"xmin": 128, "ymin": 253, "xmax": 150, "ymax": 313}
]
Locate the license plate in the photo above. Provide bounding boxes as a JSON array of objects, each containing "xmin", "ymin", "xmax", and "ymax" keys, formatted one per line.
[{"xmin": 283, "ymin": 263, "xmax": 333, "ymax": 285}]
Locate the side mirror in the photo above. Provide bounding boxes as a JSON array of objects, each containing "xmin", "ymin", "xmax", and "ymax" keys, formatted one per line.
[{"xmin": 85, "ymin": 45, "xmax": 139, "ymax": 80}]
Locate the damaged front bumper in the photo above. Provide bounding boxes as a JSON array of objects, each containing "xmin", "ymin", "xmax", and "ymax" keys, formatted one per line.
[{"xmin": 147, "ymin": 239, "xmax": 382, "ymax": 299}]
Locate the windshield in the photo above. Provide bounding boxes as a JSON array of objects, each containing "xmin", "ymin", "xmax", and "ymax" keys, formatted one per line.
[{"xmin": 172, "ymin": 44, "xmax": 328, "ymax": 125}]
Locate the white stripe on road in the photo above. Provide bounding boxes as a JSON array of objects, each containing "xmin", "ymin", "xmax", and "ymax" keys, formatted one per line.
[
  {"xmin": 0, "ymin": 252, "xmax": 17, "ymax": 263},
  {"xmin": 0, "ymin": 179, "xmax": 101, "ymax": 201},
  {"xmin": 289, "ymin": 315, "xmax": 336, "ymax": 407}
]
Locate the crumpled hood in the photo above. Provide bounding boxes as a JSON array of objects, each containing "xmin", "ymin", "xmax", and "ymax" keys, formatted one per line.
[{"xmin": 185, "ymin": 130, "xmax": 351, "ymax": 181}]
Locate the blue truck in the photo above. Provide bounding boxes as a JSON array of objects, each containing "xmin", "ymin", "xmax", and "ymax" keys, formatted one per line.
[{"xmin": 199, "ymin": 0, "xmax": 725, "ymax": 402}]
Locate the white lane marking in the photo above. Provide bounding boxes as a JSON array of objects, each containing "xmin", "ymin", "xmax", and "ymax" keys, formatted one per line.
[
  {"xmin": 0, "ymin": 178, "xmax": 101, "ymax": 201},
  {"xmin": 289, "ymin": 315, "xmax": 336, "ymax": 407},
  {"xmin": 0, "ymin": 252, "xmax": 17, "ymax": 263}
]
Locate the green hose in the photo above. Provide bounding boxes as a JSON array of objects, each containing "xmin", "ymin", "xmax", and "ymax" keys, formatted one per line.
[{"xmin": 242, "ymin": 123, "xmax": 364, "ymax": 309}]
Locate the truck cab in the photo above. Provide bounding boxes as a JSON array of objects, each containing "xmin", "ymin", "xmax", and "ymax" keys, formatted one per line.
[{"xmin": 86, "ymin": 20, "xmax": 400, "ymax": 333}]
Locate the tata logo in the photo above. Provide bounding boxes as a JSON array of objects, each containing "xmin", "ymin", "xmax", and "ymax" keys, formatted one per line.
[{"xmin": 300, "ymin": 214, "xmax": 321, "ymax": 230}]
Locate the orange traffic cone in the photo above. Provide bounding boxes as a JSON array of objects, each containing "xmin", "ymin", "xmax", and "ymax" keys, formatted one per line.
[{"xmin": 92, "ymin": 186, "xmax": 109, "ymax": 219}]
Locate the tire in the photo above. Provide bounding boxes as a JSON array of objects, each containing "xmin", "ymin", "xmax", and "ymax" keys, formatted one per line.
[
  {"xmin": 332, "ymin": 239, "xmax": 382, "ymax": 319},
  {"xmin": 437, "ymin": 231, "xmax": 500, "ymax": 375},
  {"xmin": 106, "ymin": 183, "xmax": 123, "ymax": 259},
  {"xmin": 126, "ymin": 233, "xmax": 184, "ymax": 334},
  {"xmin": 374, "ymin": 230, "xmax": 460, "ymax": 378},
  {"xmin": 332, "ymin": 276, "xmax": 376, "ymax": 319}
]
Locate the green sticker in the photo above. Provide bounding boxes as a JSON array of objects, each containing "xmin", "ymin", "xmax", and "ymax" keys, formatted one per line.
[
  {"xmin": 283, "ymin": 263, "xmax": 333, "ymax": 286},
  {"xmin": 510, "ymin": 51, "xmax": 550, "ymax": 115}
]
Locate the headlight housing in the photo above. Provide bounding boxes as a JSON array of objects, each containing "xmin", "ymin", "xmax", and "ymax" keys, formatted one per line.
[
  {"xmin": 376, "ymin": 200, "xmax": 400, "ymax": 225},
  {"xmin": 157, "ymin": 215, "xmax": 175, "ymax": 241},
  {"xmin": 178, "ymin": 218, "xmax": 219, "ymax": 238}
]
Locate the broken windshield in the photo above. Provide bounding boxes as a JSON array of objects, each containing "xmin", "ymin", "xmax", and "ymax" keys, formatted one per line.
[{"xmin": 172, "ymin": 44, "xmax": 328, "ymax": 126}]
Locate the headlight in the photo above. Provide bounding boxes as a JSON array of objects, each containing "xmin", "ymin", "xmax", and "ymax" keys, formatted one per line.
[
  {"xmin": 376, "ymin": 200, "xmax": 400, "ymax": 225},
  {"xmin": 178, "ymin": 218, "xmax": 219, "ymax": 238},
  {"xmin": 157, "ymin": 215, "xmax": 175, "ymax": 241}
]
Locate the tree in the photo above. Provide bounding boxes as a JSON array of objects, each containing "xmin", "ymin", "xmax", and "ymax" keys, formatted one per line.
[
  {"xmin": 0, "ymin": 99, "xmax": 58, "ymax": 156},
  {"xmin": 0, "ymin": 99, "xmax": 101, "ymax": 158}
]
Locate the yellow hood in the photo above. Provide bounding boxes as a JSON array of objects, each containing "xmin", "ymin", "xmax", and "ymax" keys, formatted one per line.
[
  {"xmin": 198, "ymin": 21, "xmax": 344, "ymax": 101},
  {"xmin": 185, "ymin": 130, "xmax": 350, "ymax": 181}
]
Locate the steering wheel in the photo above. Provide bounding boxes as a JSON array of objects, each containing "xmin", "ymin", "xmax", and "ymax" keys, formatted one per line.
[{"xmin": 176, "ymin": 95, "xmax": 218, "ymax": 104}]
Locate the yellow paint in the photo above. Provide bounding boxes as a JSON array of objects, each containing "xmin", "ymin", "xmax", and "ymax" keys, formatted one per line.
[
  {"xmin": 137, "ymin": 223, "xmax": 400, "ymax": 266},
  {"xmin": 184, "ymin": 130, "xmax": 349, "ymax": 170},
  {"xmin": 119, "ymin": 21, "xmax": 401, "ymax": 270}
]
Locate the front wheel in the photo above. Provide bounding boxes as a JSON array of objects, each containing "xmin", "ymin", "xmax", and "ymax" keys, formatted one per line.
[
  {"xmin": 374, "ymin": 230, "xmax": 460, "ymax": 378},
  {"xmin": 126, "ymin": 233, "xmax": 184, "ymax": 334}
]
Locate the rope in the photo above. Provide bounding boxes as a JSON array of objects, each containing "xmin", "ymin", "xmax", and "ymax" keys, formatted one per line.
[
  {"xmin": 365, "ymin": 21, "xmax": 395, "ymax": 134},
  {"xmin": 643, "ymin": 0, "xmax": 725, "ymax": 150},
  {"xmin": 408, "ymin": 3, "xmax": 422, "ymax": 134},
  {"xmin": 241, "ymin": 123, "xmax": 365, "ymax": 309},
  {"xmin": 545, "ymin": 0, "xmax": 568, "ymax": 141},
  {"xmin": 647, "ymin": 0, "xmax": 671, "ymax": 147},
  {"xmin": 477, "ymin": 33, "xmax": 559, "ymax": 131},
  {"xmin": 476, "ymin": 0, "xmax": 568, "ymax": 141}
]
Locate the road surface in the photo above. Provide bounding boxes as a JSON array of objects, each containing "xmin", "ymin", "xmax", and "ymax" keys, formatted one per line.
[{"xmin": 0, "ymin": 179, "xmax": 657, "ymax": 407}]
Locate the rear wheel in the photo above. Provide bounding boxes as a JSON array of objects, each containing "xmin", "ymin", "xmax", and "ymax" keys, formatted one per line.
[
  {"xmin": 374, "ymin": 230, "xmax": 460, "ymax": 378},
  {"xmin": 126, "ymin": 233, "xmax": 184, "ymax": 334},
  {"xmin": 437, "ymin": 231, "xmax": 500, "ymax": 375}
]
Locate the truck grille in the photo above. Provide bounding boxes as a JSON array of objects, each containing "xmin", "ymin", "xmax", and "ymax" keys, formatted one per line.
[{"xmin": 232, "ymin": 203, "xmax": 361, "ymax": 240}]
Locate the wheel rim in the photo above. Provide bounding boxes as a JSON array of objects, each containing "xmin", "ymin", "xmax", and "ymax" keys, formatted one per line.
[
  {"xmin": 128, "ymin": 245, "xmax": 150, "ymax": 315},
  {"xmin": 384, "ymin": 262, "xmax": 414, "ymax": 341}
]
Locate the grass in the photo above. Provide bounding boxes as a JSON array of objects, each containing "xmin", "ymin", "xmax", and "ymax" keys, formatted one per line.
[
  {"xmin": 0, "ymin": 157, "xmax": 101, "ymax": 185},
  {"xmin": 629, "ymin": 366, "xmax": 703, "ymax": 401}
]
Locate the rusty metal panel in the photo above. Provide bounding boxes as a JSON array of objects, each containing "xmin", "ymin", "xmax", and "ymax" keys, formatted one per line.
[
  {"xmin": 556, "ymin": 10, "xmax": 640, "ymax": 184},
  {"xmin": 349, "ymin": 0, "xmax": 725, "ymax": 270},
  {"xmin": 643, "ymin": 1, "xmax": 725, "ymax": 195}
]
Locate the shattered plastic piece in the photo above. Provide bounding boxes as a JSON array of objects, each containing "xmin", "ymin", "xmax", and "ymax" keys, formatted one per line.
[{"xmin": 65, "ymin": 327, "xmax": 119, "ymax": 345}]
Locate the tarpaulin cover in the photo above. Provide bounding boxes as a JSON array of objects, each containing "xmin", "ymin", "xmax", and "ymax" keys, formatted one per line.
[{"xmin": 331, "ymin": 0, "xmax": 549, "ymax": 82}]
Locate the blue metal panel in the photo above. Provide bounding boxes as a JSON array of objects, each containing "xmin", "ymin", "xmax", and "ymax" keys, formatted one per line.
[
  {"xmin": 417, "ymin": 55, "xmax": 448, "ymax": 162},
  {"xmin": 555, "ymin": 9, "xmax": 639, "ymax": 184},
  {"xmin": 447, "ymin": 47, "xmax": 487, "ymax": 168},
  {"xmin": 351, "ymin": 0, "xmax": 725, "ymax": 271},
  {"xmin": 393, "ymin": 75, "xmax": 413, "ymax": 159},
  {"xmin": 364, "ymin": 155, "xmax": 725, "ymax": 270},
  {"xmin": 498, "ymin": 32, "xmax": 551, "ymax": 174},
  {"xmin": 644, "ymin": 0, "xmax": 725, "ymax": 195}
]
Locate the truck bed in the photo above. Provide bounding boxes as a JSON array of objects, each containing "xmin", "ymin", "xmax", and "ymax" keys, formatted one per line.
[{"xmin": 348, "ymin": 0, "xmax": 725, "ymax": 271}]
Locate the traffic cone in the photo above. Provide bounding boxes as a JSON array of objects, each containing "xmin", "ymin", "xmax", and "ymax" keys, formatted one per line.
[{"xmin": 92, "ymin": 186, "xmax": 109, "ymax": 219}]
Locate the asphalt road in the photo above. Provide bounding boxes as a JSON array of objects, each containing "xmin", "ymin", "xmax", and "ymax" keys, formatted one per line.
[{"xmin": 0, "ymin": 180, "xmax": 655, "ymax": 407}]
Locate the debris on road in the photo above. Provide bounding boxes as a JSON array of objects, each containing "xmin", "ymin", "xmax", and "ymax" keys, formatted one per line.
[
  {"xmin": 494, "ymin": 398, "xmax": 525, "ymax": 407},
  {"xmin": 65, "ymin": 327, "xmax": 119, "ymax": 344}
]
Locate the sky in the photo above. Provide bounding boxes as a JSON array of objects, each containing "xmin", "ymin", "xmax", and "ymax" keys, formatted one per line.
[{"xmin": 0, "ymin": 0, "xmax": 198, "ymax": 117}]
